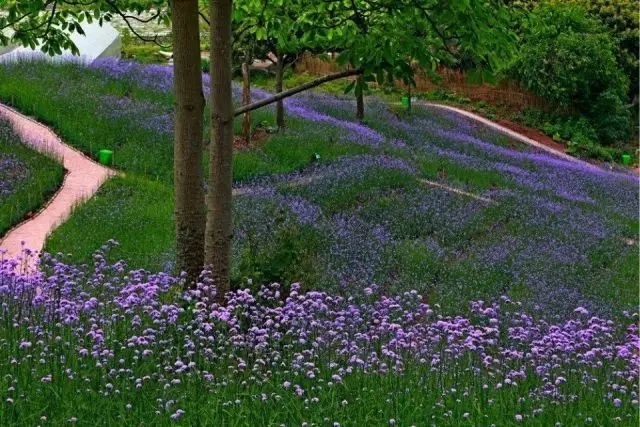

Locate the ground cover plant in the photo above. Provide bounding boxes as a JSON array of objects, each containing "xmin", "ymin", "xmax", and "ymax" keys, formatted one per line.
[
  {"xmin": 0, "ymin": 119, "xmax": 64, "ymax": 236},
  {"xmin": 0, "ymin": 58, "xmax": 638, "ymax": 426},
  {"xmin": 0, "ymin": 250, "xmax": 638, "ymax": 426},
  {"xmin": 0, "ymin": 59, "xmax": 638, "ymax": 320}
]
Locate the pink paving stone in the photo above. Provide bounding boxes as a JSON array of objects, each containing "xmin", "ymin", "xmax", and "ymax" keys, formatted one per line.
[{"xmin": 0, "ymin": 103, "xmax": 115, "ymax": 270}]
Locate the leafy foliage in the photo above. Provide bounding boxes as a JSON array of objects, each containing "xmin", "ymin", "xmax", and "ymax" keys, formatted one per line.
[
  {"xmin": 513, "ymin": 0, "xmax": 639, "ymax": 101},
  {"xmin": 513, "ymin": 3, "xmax": 630, "ymax": 145},
  {"xmin": 228, "ymin": 0, "xmax": 517, "ymax": 95},
  {"xmin": 0, "ymin": 1, "xmax": 169, "ymax": 53}
]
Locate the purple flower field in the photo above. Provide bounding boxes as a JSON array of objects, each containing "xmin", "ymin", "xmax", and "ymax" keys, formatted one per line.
[
  {"xmin": 0, "ymin": 58, "xmax": 638, "ymax": 425},
  {"xmin": 0, "ymin": 248, "xmax": 637, "ymax": 425},
  {"xmin": 0, "ymin": 123, "xmax": 30, "ymax": 198},
  {"xmin": 0, "ymin": 120, "xmax": 65, "ymax": 235},
  {"xmin": 3, "ymin": 58, "xmax": 638, "ymax": 317}
]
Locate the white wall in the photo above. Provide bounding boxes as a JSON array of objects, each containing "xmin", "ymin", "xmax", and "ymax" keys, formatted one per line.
[{"xmin": 0, "ymin": 22, "xmax": 121, "ymax": 64}]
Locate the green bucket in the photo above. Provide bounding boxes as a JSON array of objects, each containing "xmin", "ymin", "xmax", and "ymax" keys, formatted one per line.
[
  {"xmin": 621, "ymin": 154, "xmax": 631, "ymax": 165},
  {"xmin": 98, "ymin": 149, "xmax": 113, "ymax": 166},
  {"xmin": 401, "ymin": 96, "xmax": 411, "ymax": 111}
]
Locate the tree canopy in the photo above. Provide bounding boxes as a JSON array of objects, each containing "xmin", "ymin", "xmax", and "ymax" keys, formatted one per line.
[{"xmin": 0, "ymin": 1, "xmax": 168, "ymax": 54}]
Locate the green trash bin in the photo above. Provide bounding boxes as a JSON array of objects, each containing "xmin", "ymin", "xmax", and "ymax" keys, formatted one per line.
[
  {"xmin": 401, "ymin": 96, "xmax": 411, "ymax": 111},
  {"xmin": 98, "ymin": 149, "xmax": 113, "ymax": 166},
  {"xmin": 622, "ymin": 154, "xmax": 631, "ymax": 165}
]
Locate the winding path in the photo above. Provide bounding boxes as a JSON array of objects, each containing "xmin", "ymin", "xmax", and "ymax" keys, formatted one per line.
[{"xmin": 0, "ymin": 103, "xmax": 115, "ymax": 269}]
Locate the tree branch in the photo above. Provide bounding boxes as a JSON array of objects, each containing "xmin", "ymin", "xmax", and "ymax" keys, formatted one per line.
[
  {"xmin": 234, "ymin": 68, "xmax": 362, "ymax": 116},
  {"xmin": 122, "ymin": 10, "xmax": 162, "ymax": 23},
  {"xmin": 103, "ymin": 0, "xmax": 165, "ymax": 46},
  {"xmin": 45, "ymin": 0, "xmax": 58, "ymax": 34},
  {"xmin": 199, "ymin": 11, "xmax": 210, "ymax": 26}
]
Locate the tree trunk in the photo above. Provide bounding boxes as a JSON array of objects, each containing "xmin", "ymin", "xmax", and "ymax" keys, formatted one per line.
[
  {"xmin": 205, "ymin": 0, "xmax": 234, "ymax": 301},
  {"xmin": 171, "ymin": 0, "xmax": 206, "ymax": 286},
  {"xmin": 355, "ymin": 75, "xmax": 364, "ymax": 121},
  {"xmin": 241, "ymin": 54, "xmax": 251, "ymax": 141},
  {"xmin": 275, "ymin": 51, "xmax": 285, "ymax": 129}
]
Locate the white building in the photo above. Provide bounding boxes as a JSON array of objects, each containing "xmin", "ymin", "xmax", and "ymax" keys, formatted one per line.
[{"xmin": 0, "ymin": 21, "xmax": 121, "ymax": 64}]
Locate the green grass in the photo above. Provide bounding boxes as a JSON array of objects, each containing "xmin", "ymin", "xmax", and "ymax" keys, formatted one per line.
[
  {"xmin": 44, "ymin": 176, "xmax": 175, "ymax": 271},
  {"xmin": 418, "ymin": 156, "xmax": 512, "ymax": 191},
  {"xmin": 251, "ymin": 70, "xmax": 354, "ymax": 96},
  {"xmin": 122, "ymin": 44, "xmax": 166, "ymax": 64},
  {"xmin": 2, "ymin": 362, "xmax": 628, "ymax": 426},
  {"xmin": 233, "ymin": 117, "xmax": 369, "ymax": 182},
  {"xmin": 282, "ymin": 167, "xmax": 416, "ymax": 215},
  {"xmin": 0, "ymin": 62, "xmax": 174, "ymax": 182},
  {"xmin": 0, "ymin": 121, "xmax": 65, "ymax": 236}
]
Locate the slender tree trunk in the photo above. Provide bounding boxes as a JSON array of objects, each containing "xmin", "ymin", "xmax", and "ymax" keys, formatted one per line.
[
  {"xmin": 275, "ymin": 51, "xmax": 285, "ymax": 129},
  {"xmin": 205, "ymin": 0, "xmax": 234, "ymax": 301},
  {"xmin": 355, "ymin": 75, "xmax": 364, "ymax": 121},
  {"xmin": 171, "ymin": 0, "xmax": 206, "ymax": 286},
  {"xmin": 241, "ymin": 52, "xmax": 251, "ymax": 141}
]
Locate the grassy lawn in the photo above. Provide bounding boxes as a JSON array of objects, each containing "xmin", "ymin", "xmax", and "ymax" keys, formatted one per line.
[{"xmin": 0, "ymin": 120, "xmax": 65, "ymax": 236}]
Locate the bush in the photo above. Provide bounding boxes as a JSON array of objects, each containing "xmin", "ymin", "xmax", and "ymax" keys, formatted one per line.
[
  {"xmin": 513, "ymin": 3, "xmax": 631, "ymax": 145},
  {"xmin": 512, "ymin": 0, "xmax": 638, "ymax": 102},
  {"xmin": 589, "ymin": 90, "xmax": 632, "ymax": 145},
  {"xmin": 541, "ymin": 116, "xmax": 623, "ymax": 162},
  {"xmin": 551, "ymin": 0, "xmax": 639, "ymax": 103},
  {"xmin": 542, "ymin": 117, "xmax": 597, "ymax": 144}
]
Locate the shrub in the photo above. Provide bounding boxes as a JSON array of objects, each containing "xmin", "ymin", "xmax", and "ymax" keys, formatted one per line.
[
  {"xmin": 541, "ymin": 116, "xmax": 625, "ymax": 162},
  {"xmin": 514, "ymin": 3, "xmax": 631, "ymax": 145},
  {"xmin": 512, "ymin": 0, "xmax": 638, "ymax": 102},
  {"xmin": 589, "ymin": 89, "xmax": 632, "ymax": 145},
  {"xmin": 551, "ymin": 0, "xmax": 639, "ymax": 103}
]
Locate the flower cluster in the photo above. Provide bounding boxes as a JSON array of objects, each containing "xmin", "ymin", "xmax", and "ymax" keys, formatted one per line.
[{"xmin": 0, "ymin": 250, "xmax": 637, "ymax": 425}]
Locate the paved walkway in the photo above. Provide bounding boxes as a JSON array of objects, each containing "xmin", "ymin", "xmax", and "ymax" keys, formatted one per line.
[{"xmin": 0, "ymin": 103, "xmax": 115, "ymax": 270}]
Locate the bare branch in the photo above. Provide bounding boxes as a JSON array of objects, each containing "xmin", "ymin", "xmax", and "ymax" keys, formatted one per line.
[
  {"xmin": 102, "ymin": 0, "xmax": 167, "ymax": 47},
  {"xmin": 199, "ymin": 11, "xmax": 210, "ymax": 26},
  {"xmin": 234, "ymin": 68, "xmax": 362, "ymax": 116}
]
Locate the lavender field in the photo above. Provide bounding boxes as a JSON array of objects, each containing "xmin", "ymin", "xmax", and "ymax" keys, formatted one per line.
[
  {"xmin": 0, "ymin": 120, "xmax": 64, "ymax": 235},
  {"xmin": 0, "ymin": 59, "xmax": 638, "ymax": 425}
]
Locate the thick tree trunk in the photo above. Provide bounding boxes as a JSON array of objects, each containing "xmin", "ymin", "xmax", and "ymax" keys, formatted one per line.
[
  {"xmin": 205, "ymin": 0, "xmax": 234, "ymax": 301},
  {"xmin": 171, "ymin": 0, "xmax": 206, "ymax": 286},
  {"xmin": 275, "ymin": 51, "xmax": 285, "ymax": 129},
  {"xmin": 241, "ymin": 55, "xmax": 251, "ymax": 141},
  {"xmin": 356, "ymin": 75, "xmax": 364, "ymax": 121}
]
